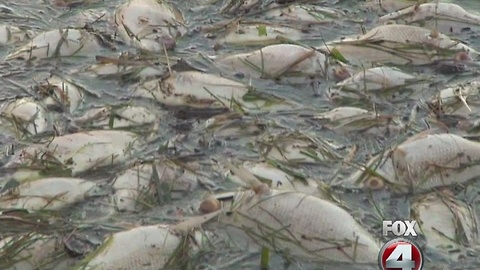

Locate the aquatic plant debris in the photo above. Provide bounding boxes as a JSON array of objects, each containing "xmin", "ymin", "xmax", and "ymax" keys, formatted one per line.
[{"xmin": 1, "ymin": 0, "xmax": 480, "ymax": 269}]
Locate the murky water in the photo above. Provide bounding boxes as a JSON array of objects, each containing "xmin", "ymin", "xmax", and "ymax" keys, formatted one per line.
[{"xmin": 2, "ymin": 0, "xmax": 480, "ymax": 269}]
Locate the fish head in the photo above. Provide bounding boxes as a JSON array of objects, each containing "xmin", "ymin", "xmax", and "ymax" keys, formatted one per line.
[
  {"xmin": 139, "ymin": 34, "xmax": 176, "ymax": 52},
  {"xmin": 85, "ymin": 182, "xmax": 111, "ymax": 198},
  {"xmin": 112, "ymin": 189, "xmax": 139, "ymax": 212}
]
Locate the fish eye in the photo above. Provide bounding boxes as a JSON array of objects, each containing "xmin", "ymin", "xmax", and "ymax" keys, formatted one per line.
[{"xmin": 364, "ymin": 177, "xmax": 385, "ymax": 190}]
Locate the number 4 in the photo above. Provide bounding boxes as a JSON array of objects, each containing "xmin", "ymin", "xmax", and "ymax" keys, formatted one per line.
[{"xmin": 386, "ymin": 244, "xmax": 415, "ymax": 270}]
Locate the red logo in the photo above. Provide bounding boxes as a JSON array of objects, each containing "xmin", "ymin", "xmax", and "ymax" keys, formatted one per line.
[{"xmin": 378, "ymin": 238, "xmax": 423, "ymax": 270}]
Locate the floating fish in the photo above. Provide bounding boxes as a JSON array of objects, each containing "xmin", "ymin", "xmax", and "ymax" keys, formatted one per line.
[
  {"xmin": 378, "ymin": 3, "xmax": 480, "ymax": 34},
  {"xmin": 73, "ymin": 105, "xmax": 158, "ymax": 129},
  {"xmin": 131, "ymin": 71, "xmax": 296, "ymax": 112},
  {"xmin": 6, "ymin": 28, "xmax": 103, "ymax": 61},
  {"xmin": 318, "ymin": 24, "xmax": 478, "ymax": 66},
  {"xmin": 0, "ymin": 233, "xmax": 70, "ymax": 270},
  {"xmin": 314, "ymin": 107, "xmax": 371, "ymax": 122},
  {"xmin": 111, "ymin": 159, "xmax": 199, "ymax": 212},
  {"xmin": 327, "ymin": 66, "xmax": 429, "ymax": 102},
  {"xmin": 217, "ymin": 23, "xmax": 307, "ymax": 46},
  {"xmin": 428, "ymin": 79, "xmax": 480, "ymax": 118},
  {"xmin": 83, "ymin": 54, "xmax": 167, "ymax": 81},
  {"xmin": 110, "ymin": 162, "xmax": 152, "ymax": 212},
  {"xmin": 203, "ymin": 112, "xmax": 266, "ymax": 140},
  {"xmin": 213, "ymin": 44, "xmax": 351, "ymax": 82},
  {"xmin": 263, "ymin": 4, "xmax": 344, "ymax": 24},
  {"xmin": 334, "ymin": 67, "xmax": 425, "ymax": 92},
  {"xmin": 114, "ymin": 0, "xmax": 187, "ymax": 52},
  {"xmin": 33, "ymin": 75, "xmax": 85, "ymax": 114},
  {"xmin": 5, "ymin": 130, "xmax": 141, "ymax": 176},
  {"xmin": 80, "ymin": 224, "xmax": 210, "ymax": 270},
  {"xmin": 411, "ymin": 192, "xmax": 479, "ymax": 260},
  {"xmin": 363, "ymin": 0, "xmax": 435, "ymax": 14},
  {"xmin": 312, "ymin": 106, "xmax": 393, "ymax": 133},
  {"xmin": 216, "ymin": 187, "xmax": 381, "ymax": 263},
  {"xmin": 256, "ymin": 131, "xmax": 342, "ymax": 164},
  {"xmin": 131, "ymin": 71, "xmax": 249, "ymax": 109},
  {"xmin": 0, "ymin": 177, "xmax": 98, "ymax": 211},
  {"xmin": 346, "ymin": 133, "xmax": 480, "ymax": 193},
  {"xmin": 224, "ymin": 161, "xmax": 321, "ymax": 195},
  {"xmin": 0, "ymin": 24, "xmax": 35, "ymax": 45},
  {"xmin": 0, "ymin": 97, "xmax": 49, "ymax": 136}
]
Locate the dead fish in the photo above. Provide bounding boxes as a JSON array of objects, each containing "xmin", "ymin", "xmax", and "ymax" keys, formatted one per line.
[
  {"xmin": 73, "ymin": 105, "xmax": 158, "ymax": 129},
  {"xmin": 263, "ymin": 4, "xmax": 344, "ymax": 24},
  {"xmin": 411, "ymin": 192, "xmax": 479, "ymax": 260},
  {"xmin": 256, "ymin": 131, "xmax": 343, "ymax": 164},
  {"xmin": 363, "ymin": 0, "xmax": 435, "ymax": 13},
  {"xmin": 213, "ymin": 44, "xmax": 351, "ymax": 81},
  {"xmin": 0, "ymin": 177, "xmax": 98, "ymax": 211},
  {"xmin": 131, "ymin": 71, "xmax": 248, "ymax": 109},
  {"xmin": 80, "ymin": 224, "xmax": 210, "ymax": 270},
  {"xmin": 327, "ymin": 66, "xmax": 429, "ymax": 102},
  {"xmin": 83, "ymin": 55, "xmax": 167, "ymax": 81},
  {"xmin": 2, "ymin": 169, "xmax": 44, "ymax": 184},
  {"xmin": 314, "ymin": 107, "xmax": 371, "ymax": 122},
  {"xmin": 312, "ymin": 106, "xmax": 394, "ymax": 133},
  {"xmin": 131, "ymin": 71, "xmax": 296, "ymax": 112},
  {"xmin": 345, "ymin": 133, "xmax": 480, "ymax": 193},
  {"xmin": 392, "ymin": 133, "xmax": 480, "ymax": 193},
  {"xmin": 110, "ymin": 162, "xmax": 152, "ymax": 212},
  {"xmin": 378, "ymin": 3, "xmax": 480, "ymax": 34},
  {"xmin": 318, "ymin": 24, "xmax": 478, "ymax": 66},
  {"xmin": 217, "ymin": 188, "xmax": 381, "ymax": 263},
  {"xmin": 334, "ymin": 67, "xmax": 426, "ymax": 91},
  {"xmin": 5, "ymin": 130, "xmax": 141, "ymax": 176},
  {"xmin": 217, "ymin": 23, "xmax": 307, "ymax": 46},
  {"xmin": 0, "ymin": 233, "xmax": 71, "ymax": 270},
  {"xmin": 202, "ymin": 112, "xmax": 265, "ymax": 140},
  {"xmin": 6, "ymin": 28, "xmax": 102, "ymax": 61},
  {"xmin": 114, "ymin": 0, "xmax": 187, "ymax": 52},
  {"xmin": 224, "ymin": 161, "xmax": 321, "ymax": 195},
  {"xmin": 0, "ymin": 97, "xmax": 49, "ymax": 136},
  {"xmin": 34, "ymin": 75, "xmax": 85, "ymax": 114},
  {"xmin": 111, "ymin": 159, "xmax": 199, "ymax": 212},
  {"xmin": 342, "ymin": 149, "xmax": 396, "ymax": 191},
  {"xmin": 0, "ymin": 24, "xmax": 35, "ymax": 45},
  {"xmin": 428, "ymin": 79, "xmax": 480, "ymax": 118}
]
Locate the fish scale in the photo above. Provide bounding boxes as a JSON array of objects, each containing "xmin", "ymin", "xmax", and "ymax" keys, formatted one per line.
[
  {"xmin": 85, "ymin": 226, "xmax": 181, "ymax": 270},
  {"xmin": 411, "ymin": 192, "xmax": 479, "ymax": 260},
  {"xmin": 5, "ymin": 29, "xmax": 102, "ymax": 61},
  {"xmin": 360, "ymin": 24, "xmax": 430, "ymax": 44},
  {"xmin": 378, "ymin": 3, "xmax": 480, "ymax": 34},
  {"xmin": 114, "ymin": 0, "xmax": 186, "ymax": 52},
  {"xmin": 3, "ymin": 0, "xmax": 480, "ymax": 268},
  {"xmin": 352, "ymin": 24, "xmax": 469, "ymax": 50},
  {"xmin": 214, "ymin": 44, "xmax": 345, "ymax": 81},
  {"xmin": 0, "ymin": 177, "xmax": 97, "ymax": 211},
  {"xmin": 392, "ymin": 133, "xmax": 480, "ymax": 192},
  {"xmin": 320, "ymin": 24, "xmax": 478, "ymax": 66},
  {"xmin": 222, "ymin": 189, "xmax": 381, "ymax": 263}
]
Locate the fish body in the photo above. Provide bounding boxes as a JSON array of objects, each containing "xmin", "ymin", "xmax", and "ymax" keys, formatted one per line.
[
  {"xmin": 220, "ymin": 189, "xmax": 381, "ymax": 263},
  {"xmin": 378, "ymin": 3, "xmax": 480, "ymax": 34},
  {"xmin": 319, "ymin": 24, "xmax": 478, "ymax": 66}
]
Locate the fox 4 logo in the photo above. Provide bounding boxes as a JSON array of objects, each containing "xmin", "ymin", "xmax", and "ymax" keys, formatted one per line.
[
  {"xmin": 382, "ymin": 220, "xmax": 418, "ymax": 237},
  {"xmin": 378, "ymin": 220, "xmax": 424, "ymax": 270}
]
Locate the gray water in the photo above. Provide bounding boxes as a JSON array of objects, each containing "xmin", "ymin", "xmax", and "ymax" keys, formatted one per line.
[{"xmin": 1, "ymin": 0, "xmax": 480, "ymax": 269}]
